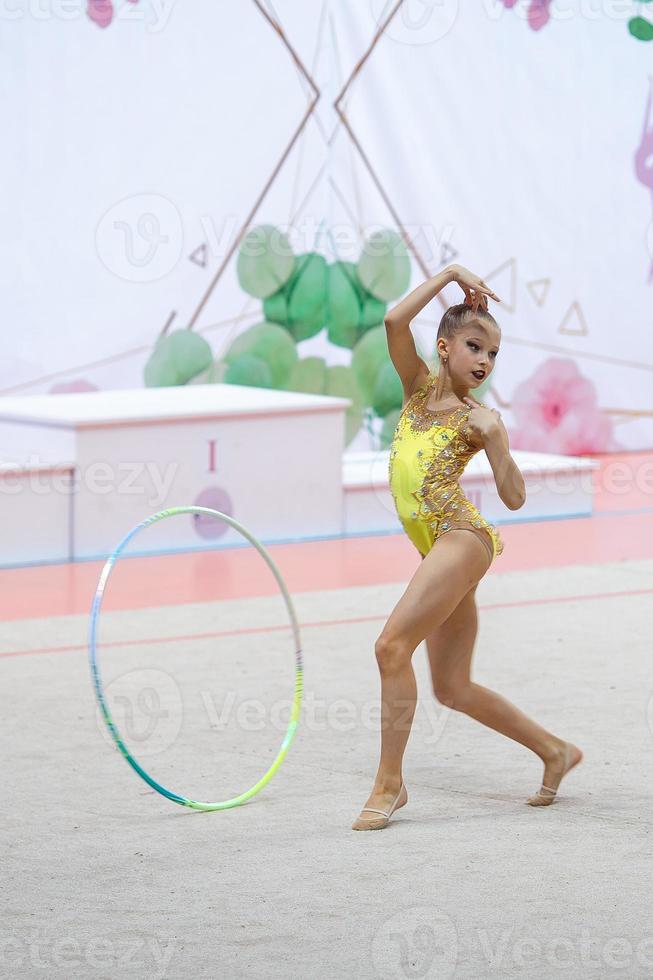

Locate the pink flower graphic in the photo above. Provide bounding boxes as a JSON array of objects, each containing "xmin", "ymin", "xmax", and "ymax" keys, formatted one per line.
[
  {"xmin": 87, "ymin": 0, "xmax": 113, "ymax": 28},
  {"xmin": 527, "ymin": 0, "xmax": 553, "ymax": 31},
  {"xmin": 49, "ymin": 379, "xmax": 99, "ymax": 394},
  {"xmin": 499, "ymin": 0, "xmax": 553, "ymax": 32},
  {"xmin": 508, "ymin": 357, "xmax": 620, "ymax": 454},
  {"xmin": 87, "ymin": 0, "xmax": 139, "ymax": 29}
]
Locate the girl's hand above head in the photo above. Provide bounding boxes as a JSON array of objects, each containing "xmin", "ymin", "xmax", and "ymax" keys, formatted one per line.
[
  {"xmin": 448, "ymin": 265, "xmax": 501, "ymax": 313},
  {"xmin": 462, "ymin": 396, "xmax": 502, "ymax": 440}
]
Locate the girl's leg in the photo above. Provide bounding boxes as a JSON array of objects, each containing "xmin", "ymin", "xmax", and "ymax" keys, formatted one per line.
[
  {"xmin": 352, "ymin": 529, "xmax": 492, "ymax": 828},
  {"xmin": 424, "ymin": 584, "xmax": 582, "ymax": 797}
]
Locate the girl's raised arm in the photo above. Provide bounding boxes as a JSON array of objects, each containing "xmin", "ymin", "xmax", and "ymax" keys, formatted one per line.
[
  {"xmin": 384, "ymin": 267, "xmax": 456, "ymax": 401},
  {"xmin": 384, "ymin": 264, "xmax": 500, "ymax": 401}
]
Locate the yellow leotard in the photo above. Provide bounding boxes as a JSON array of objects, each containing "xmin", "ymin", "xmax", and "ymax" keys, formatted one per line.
[{"xmin": 388, "ymin": 371, "xmax": 504, "ymax": 564}]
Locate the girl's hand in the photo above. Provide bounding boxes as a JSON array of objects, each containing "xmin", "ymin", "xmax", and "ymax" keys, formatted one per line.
[
  {"xmin": 448, "ymin": 265, "xmax": 501, "ymax": 314},
  {"xmin": 462, "ymin": 395, "xmax": 502, "ymax": 440}
]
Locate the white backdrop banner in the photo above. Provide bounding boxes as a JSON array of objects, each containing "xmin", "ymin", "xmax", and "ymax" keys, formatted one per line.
[{"xmin": 2, "ymin": 0, "xmax": 652, "ymax": 453}]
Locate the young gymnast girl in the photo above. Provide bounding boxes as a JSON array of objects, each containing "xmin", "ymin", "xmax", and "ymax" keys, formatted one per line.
[{"xmin": 352, "ymin": 263, "xmax": 583, "ymax": 830}]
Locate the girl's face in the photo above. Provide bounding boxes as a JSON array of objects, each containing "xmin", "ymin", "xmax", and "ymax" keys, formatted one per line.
[{"xmin": 449, "ymin": 319, "xmax": 501, "ymax": 389}]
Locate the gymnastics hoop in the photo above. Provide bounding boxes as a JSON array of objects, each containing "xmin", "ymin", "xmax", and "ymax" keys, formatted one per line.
[{"xmin": 88, "ymin": 506, "xmax": 303, "ymax": 811}]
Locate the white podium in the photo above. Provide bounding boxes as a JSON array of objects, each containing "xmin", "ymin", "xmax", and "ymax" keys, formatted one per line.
[
  {"xmin": 0, "ymin": 385, "xmax": 350, "ymax": 562},
  {"xmin": 0, "ymin": 384, "xmax": 600, "ymax": 567},
  {"xmin": 342, "ymin": 449, "xmax": 599, "ymax": 536}
]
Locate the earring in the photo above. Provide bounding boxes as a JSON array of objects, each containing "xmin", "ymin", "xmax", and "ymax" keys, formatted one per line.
[{"xmin": 434, "ymin": 356, "xmax": 447, "ymax": 401}]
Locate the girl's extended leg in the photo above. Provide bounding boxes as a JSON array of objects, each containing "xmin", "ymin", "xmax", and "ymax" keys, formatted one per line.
[
  {"xmin": 352, "ymin": 528, "xmax": 492, "ymax": 830},
  {"xmin": 424, "ymin": 584, "xmax": 582, "ymax": 802}
]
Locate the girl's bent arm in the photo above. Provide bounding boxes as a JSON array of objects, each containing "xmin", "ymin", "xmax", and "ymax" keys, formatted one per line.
[
  {"xmin": 385, "ymin": 267, "xmax": 455, "ymax": 329},
  {"xmin": 384, "ymin": 267, "xmax": 455, "ymax": 398},
  {"xmin": 483, "ymin": 420, "xmax": 526, "ymax": 511}
]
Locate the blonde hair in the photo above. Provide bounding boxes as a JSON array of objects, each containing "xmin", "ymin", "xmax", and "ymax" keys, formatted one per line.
[
  {"xmin": 429, "ymin": 303, "xmax": 500, "ymax": 371},
  {"xmin": 437, "ymin": 302, "xmax": 499, "ymax": 342}
]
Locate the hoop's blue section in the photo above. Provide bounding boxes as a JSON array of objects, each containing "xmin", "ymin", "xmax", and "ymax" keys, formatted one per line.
[{"xmin": 88, "ymin": 506, "xmax": 303, "ymax": 811}]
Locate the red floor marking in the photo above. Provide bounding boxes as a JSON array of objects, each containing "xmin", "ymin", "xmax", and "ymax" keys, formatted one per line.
[
  {"xmin": 2, "ymin": 586, "xmax": 651, "ymax": 661},
  {"xmin": 0, "ymin": 451, "xmax": 651, "ymax": 623}
]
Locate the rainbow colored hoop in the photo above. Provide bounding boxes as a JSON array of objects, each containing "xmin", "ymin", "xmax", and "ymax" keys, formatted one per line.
[{"xmin": 88, "ymin": 506, "xmax": 303, "ymax": 811}]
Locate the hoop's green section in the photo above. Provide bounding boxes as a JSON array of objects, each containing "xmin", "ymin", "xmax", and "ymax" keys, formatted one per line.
[{"xmin": 88, "ymin": 506, "xmax": 303, "ymax": 811}]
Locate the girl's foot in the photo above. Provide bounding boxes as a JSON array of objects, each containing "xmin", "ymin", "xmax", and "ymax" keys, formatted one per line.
[
  {"xmin": 526, "ymin": 740, "xmax": 583, "ymax": 806},
  {"xmin": 351, "ymin": 781, "xmax": 408, "ymax": 831}
]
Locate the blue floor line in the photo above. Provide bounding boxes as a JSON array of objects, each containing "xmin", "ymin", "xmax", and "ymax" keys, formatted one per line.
[{"xmin": 2, "ymin": 506, "xmax": 652, "ymax": 571}]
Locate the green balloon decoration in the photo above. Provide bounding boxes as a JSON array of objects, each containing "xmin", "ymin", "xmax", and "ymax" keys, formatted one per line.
[
  {"xmin": 219, "ymin": 223, "xmax": 414, "ymax": 444},
  {"xmin": 283, "ymin": 356, "xmax": 328, "ymax": 394},
  {"xmin": 241, "ymin": 222, "xmax": 399, "ymax": 356},
  {"xmin": 351, "ymin": 324, "xmax": 393, "ymax": 405},
  {"xmin": 263, "ymin": 252, "xmax": 327, "ymax": 342},
  {"xmin": 288, "ymin": 253, "xmax": 328, "ymax": 341},
  {"xmin": 142, "ymin": 223, "xmax": 415, "ymax": 444},
  {"xmin": 280, "ymin": 358, "xmax": 364, "ymax": 446},
  {"xmin": 629, "ymin": 16, "xmax": 653, "ymax": 41},
  {"xmin": 224, "ymin": 321, "xmax": 297, "ymax": 388},
  {"xmin": 357, "ymin": 229, "xmax": 411, "ymax": 302},
  {"xmin": 360, "ymin": 292, "xmax": 387, "ymax": 332},
  {"xmin": 326, "ymin": 261, "xmax": 361, "ymax": 348},
  {"xmin": 188, "ymin": 359, "xmax": 224, "ymax": 385},
  {"xmin": 371, "ymin": 361, "xmax": 403, "ymax": 417},
  {"xmin": 223, "ymin": 353, "xmax": 274, "ymax": 388},
  {"xmin": 144, "ymin": 330, "xmax": 213, "ymax": 387},
  {"xmin": 237, "ymin": 224, "xmax": 296, "ymax": 299},
  {"xmin": 263, "ymin": 288, "xmax": 289, "ymax": 327},
  {"xmin": 324, "ymin": 364, "xmax": 365, "ymax": 445}
]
